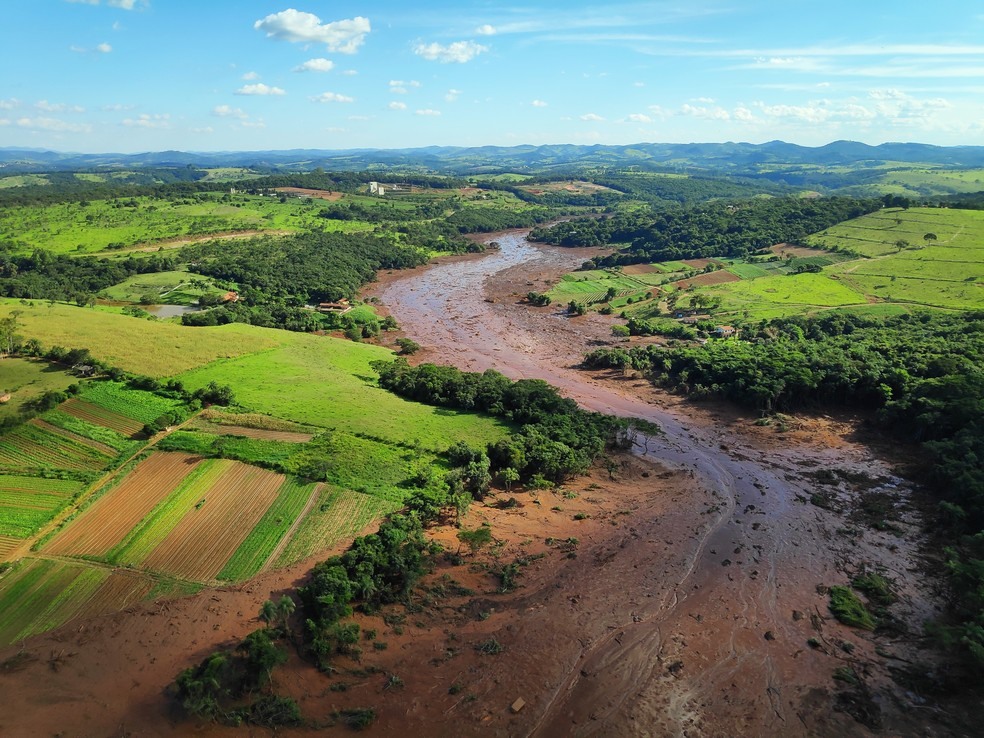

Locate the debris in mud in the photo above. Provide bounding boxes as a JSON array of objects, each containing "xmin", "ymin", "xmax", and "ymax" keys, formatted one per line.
[
  {"xmin": 792, "ymin": 610, "xmax": 805, "ymax": 621},
  {"xmin": 764, "ymin": 631, "xmax": 776, "ymax": 641},
  {"xmin": 834, "ymin": 687, "xmax": 882, "ymax": 730},
  {"xmin": 511, "ymin": 697, "xmax": 526, "ymax": 713},
  {"xmin": 667, "ymin": 660, "xmax": 684, "ymax": 676}
]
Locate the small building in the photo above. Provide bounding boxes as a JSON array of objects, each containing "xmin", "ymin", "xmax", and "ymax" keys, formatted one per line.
[
  {"xmin": 368, "ymin": 181, "xmax": 385, "ymax": 196},
  {"xmin": 714, "ymin": 325, "xmax": 736, "ymax": 338},
  {"xmin": 317, "ymin": 299, "xmax": 353, "ymax": 314},
  {"xmin": 674, "ymin": 308, "xmax": 702, "ymax": 319}
]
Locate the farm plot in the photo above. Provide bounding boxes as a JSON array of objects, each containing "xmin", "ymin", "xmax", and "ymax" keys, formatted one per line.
[
  {"xmin": 41, "ymin": 411, "xmax": 140, "ymax": 455},
  {"xmin": 0, "ymin": 536, "xmax": 18, "ymax": 558},
  {"xmin": 188, "ymin": 421, "xmax": 314, "ymax": 443},
  {"xmin": 218, "ymin": 477, "xmax": 319, "ymax": 581},
  {"xmin": 79, "ymin": 381, "xmax": 187, "ymax": 426},
  {"xmin": 140, "ymin": 461, "xmax": 285, "ymax": 581},
  {"xmin": 0, "ymin": 474, "xmax": 82, "ymax": 539},
  {"xmin": 60, "ymin": 398, "xmax": 144, "ymax": 437},
  {"xmin": 45, "ymin": 452, "xmax": 202, "ymax": 557},
  {"xmin": 0, "ymin": 421, "xmax": 116, "ymax": 473},
  {"xmin": 0, "ymin": 559, "xmax": 106, "ymax": 644},
  {"xmin": 672, "ymin": 271, "xmax": 742, "ymax": 289},
  {"xmin": 30, "ymin": 419, "xmax": 118, "ymax": 456},
  {"xmin": 275, "ymin": 486, "xmax": 399, "ymax": 567}
]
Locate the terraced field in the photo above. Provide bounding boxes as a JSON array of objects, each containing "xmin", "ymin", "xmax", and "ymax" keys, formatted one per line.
[{"xmin": 0, "ymin": 474, "xmax": 81, "ymax": 539}]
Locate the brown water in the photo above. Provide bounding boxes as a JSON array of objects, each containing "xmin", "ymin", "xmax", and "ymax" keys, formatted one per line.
[{"xmin": 377, "ymin": 231, "xmax": 934, "ymax": 737}]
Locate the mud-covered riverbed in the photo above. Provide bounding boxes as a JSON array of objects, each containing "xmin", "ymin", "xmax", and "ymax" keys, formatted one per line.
[{"xmin": 374, "ymin": 231, "xmax": 943, "ymax": 737}]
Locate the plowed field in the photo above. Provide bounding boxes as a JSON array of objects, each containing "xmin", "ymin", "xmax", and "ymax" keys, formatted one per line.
[
  {"xmin": 190, "ymin": 421, "xmax": 314, "ymax": 443},
  {"xmin": 141, "ymin": 463, "xmax": 284, "ymax": 581},
  {"xmin": 673, "ymin": 270, "xmax": 741, "ymax": 289},
  {"xmin": 45, "ymin": 452, "xmax": 202, "ymax": 557},
  {"xmin": 60, "ymin": 398, "xmax": 144, "ymax": 436}
]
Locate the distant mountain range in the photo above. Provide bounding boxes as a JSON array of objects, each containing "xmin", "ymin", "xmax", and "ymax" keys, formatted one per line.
[{"xmin": 3, "ymin": 140, "xmax": 984, "ymax": 175}]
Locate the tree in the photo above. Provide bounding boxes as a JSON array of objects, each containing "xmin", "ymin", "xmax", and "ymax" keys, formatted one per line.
[
  {"xmin": 924, "ymin": 232, "xmax": 938, "ymax": 244},
  {"xmin": 500, "ymin": 467, "xmax": 520, "ymax": 490},
  {"xmin": 396, "ymin": 337, "xmax": 420, "ymax": 355}
]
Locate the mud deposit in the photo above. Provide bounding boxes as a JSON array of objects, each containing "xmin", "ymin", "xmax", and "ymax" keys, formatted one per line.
[{"xmin": 0, "ymin": 232, "xmax": 957, "ymax": 738}]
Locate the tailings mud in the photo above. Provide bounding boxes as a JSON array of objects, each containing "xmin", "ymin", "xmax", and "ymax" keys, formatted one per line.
[{"xmin": 373, "ymin": 231, "xmax": 941, "ymax": 737}]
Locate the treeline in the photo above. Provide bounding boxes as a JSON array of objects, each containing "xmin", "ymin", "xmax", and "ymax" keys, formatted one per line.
[
  {"xmin": 0, "ymin": 250, "xmax": 176, "ymax": 303},
  {"xmin": 585, "ymin": 310, "xmax": 984, "ymax": 671},
  {"xmin": 184, "ymin": 231, "xmax": 427, "ymax": 305},
  {"xmin": 530, "ymin": 197, "xmax": 880, "ymax": 263}
]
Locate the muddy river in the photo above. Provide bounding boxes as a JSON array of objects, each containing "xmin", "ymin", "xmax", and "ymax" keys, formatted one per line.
[{"xmin": 377, "ymin": 230, "xmax": 935, "ymax": 737}]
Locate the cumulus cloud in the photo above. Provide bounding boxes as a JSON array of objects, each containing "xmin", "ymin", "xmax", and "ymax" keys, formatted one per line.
[
  {"xmin": 680, "ymin": 103, "xmax": 731, "ymax": 120},
  {"xmin": 416, "ymin": 108, "xmax": 441, "ymax": 116},
  {"xmin": 476, "ymin": 24, "xmax": 496, "ymax": 35},
  {"xmin": 16, "ymin": 116, "xmax": 92, "ymax": 133},
  {"xmin": 241, "ymin": 120, "xmax": 267, "ymax": 129},
  {"xmin": 580, "ymin": 113, "xmax": 604, "ymax": 121},
  {"xmin": 235, "ymin": 83, "xmax": 285, "ymax": 96},
  {"xmin": 627, "ymin": 113, "xmax": 652, "ymax": 123},
  {"xmin": 413, "ymin": 41, "xmax": 488, "ymax": 63},
  {"xmin": 445, "ymin": 89, "xmax": 462, "ymax": 102},
  {"xmin": 241, "ymin": 71, "xmax": 260, "ymax": 80},
  {"xmin": 294, "ymin": 58, "xmax": 334, "ymax": 73},
  {"xmin": 0, "ymin": 99, "xmax": 21, "ymax": 110},
  {"xmin": 213, "ymin": 104, "xmax": 248, "ymax": 119},
  {"xmin": 531, "ymin": 99, "xmax": 548, "ymax": 107},
  {"xmin": 734, "ymin": 106, "xmax": 755, "ymax": 121},
  {"xmin": 122, "ymin": 112, "xmax": 169, "ymax": 128},
  {"xmin": 311, "ymin": 92, "xmax": 354, "ymax": 103},
  {"xmin": 340, "ymin": 69, "xmax": 358, "ymax": 76},
  {"xmin": 35, "ymin": 101, "xmax": 84, "ymax": 113},
  {"xmin": 254, "ymin": 9, "xmax": 370, "ymax": 54},
  {"xmin": 388, "ymin": 101, "xmax": 407, "ymax": 110},
  {"xmin": 96, "ymin": 42, "xmax": 112, "ymax": 53}
]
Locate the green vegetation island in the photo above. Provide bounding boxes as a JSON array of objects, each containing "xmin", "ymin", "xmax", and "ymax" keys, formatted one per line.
[{"xmin": 0, "ymin": 143, "xmax": 982, "ymax": 736}]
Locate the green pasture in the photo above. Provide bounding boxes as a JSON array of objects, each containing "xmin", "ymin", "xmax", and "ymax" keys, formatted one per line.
[
  {"xmin": 80, "ymin": 381, "xmax": 187, "ymax": 425},
  {"xmin": 704, "ymin": 272, "xmax": 869, "ymax": 321},
  {"xmin": 98, "ymin": 270, "xmax": 226, "ymax": 305},
  {"xmin": 808, "ymin": 207, "xmax": 984, "ymax": 257},
  {"xmin": 0, "ymin": 174, "xmax": 50, "ymax": 189},
  {"xmin": 0, "ymin": 358, "xmax": 78, "ymax": 422},
  {"xmin": 176, "ymin": 333, "xmax": 510, "ymax": 451},
  {"xmin": 0, "ymin": 300, "xmax": 282, "ymax": 377}
]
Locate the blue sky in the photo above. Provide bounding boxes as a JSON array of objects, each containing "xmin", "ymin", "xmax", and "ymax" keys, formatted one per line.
[{"xmin": 2, "ymin": 0, "xmax": 983, "ymax": 152}]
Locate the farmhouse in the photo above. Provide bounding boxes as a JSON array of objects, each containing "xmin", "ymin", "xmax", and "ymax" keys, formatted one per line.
[
  {"xmin": 317, "ymin": 299, "xmax": 353, "ymax": 314},
  {"xmin": 714, "ymin": 325, "xmax": 737, "ymax": 338}
]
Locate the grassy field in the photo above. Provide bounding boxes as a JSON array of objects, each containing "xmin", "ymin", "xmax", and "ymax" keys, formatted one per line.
[
  {"xmin": 0, "ymin": 300, "xmax": 282, "ymax": 376},
  {"xmin": 807, "ymin": 207, "xmax": 984, "ymax": 257},
  {"xmin": 0, "ymin": 193, "xmax": 333, "ymax": 256},
  {"xmin": 176, "ymin": 332, "xmax": 510, "ymax": 451},
  {"xmin": 98, "ymin": 269, "xmax": 227, "ymax": 306},
  {"xmin": 0, "ymin": 358, "xmax": 78, "ymax": 422}
]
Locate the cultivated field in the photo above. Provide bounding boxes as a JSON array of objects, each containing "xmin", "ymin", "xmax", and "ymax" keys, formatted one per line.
[
  {"xmin": 0, "ymin": 474, "xmax": 81, "ymax": 539},
  {"xmin": 98, "ymin": 270, "xmax": 227, "ymax": 306},
  {"xmin": 45, "ymin": 452, "xmax": 202, "ymax": 557}
]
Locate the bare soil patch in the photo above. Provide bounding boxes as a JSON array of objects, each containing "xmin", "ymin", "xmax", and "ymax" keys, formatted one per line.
[
  {"xmin": 674, "ymin": 270, "xmax": 741, "ymax": 289},
  {"xmin": 770, "ymin": 242, "xmax": 831, "ymax": 258},
  {"xmin": 621, "ymin": 263, "xmax": 660, "ymax": 275},
  {"xmin": 273, "ymin": 187, "xmax": 343, "ymax": 201}
]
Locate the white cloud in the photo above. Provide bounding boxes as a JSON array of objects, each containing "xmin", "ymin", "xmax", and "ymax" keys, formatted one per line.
[
  {"xmin": 36, "ymin": 100, "xmax": 85, "ymax": 113},
  {"xmin": 476, "ymin": 24, "xmax": 496, "ymax": 36},
  {"xmin": 66, "ymin": 0, "xmax": 145, "ymax": 8},
  {"xmin": 734, "ymin": 106, "xmax": 755, "ymax": 121},
  {"xmin": 388, "ymin": 101, "xmax": 407, "ymax": 110},
  {"xmin": 102, "ymin": 103, "xmax": 135, "ymax": 111},
  {"xmin": 445, "ymin": 89, "xmax": 462, "ymax": 102},
  {"xmin": 242, "ymin": 71, "xmax": 260, "ymax": 81},
  {"xmin": 16, "ymin": 116, "xmax": 92, "ymax": 133},
  {"xmin": 235, "ymin": 83, "xmax": 285, "ymax": 96},
  {"xmin": 190, "ymin": 126, "xmax": 214, "ymax": 134},
  {"xmin": 241, "ymin": 120, "xmax": 267, "ymax": 129},
  {"xmin": 0, "ymin": 99, "xmax": 20, "ymax": 110},
  {"xmin": 531, "ymin": 99, "xmax": 548, "ymax": 107},
  {"xmin": 413, "ymin": 41, "xmax": 488, "ymax": 64},
  {"xmin": 254, "ymin": 9, "xmax": 370, "ymax": 54},
  {"xmin": 390, "ymin": 86, "xmax": 407, "ymax": 95},
  {"xmin": 96, "ymin": 42, "xmax": 112, "ymax": 53},
  {"xmin": 294, "ymin": 58, "xmax": 334, "ymax": 73},
  {"xmin": 416, "ymin": 108, "xmax": 441, "ymax": 116},
  {"xmin": 341, "ymin": 69, "xmax": 358, "ymax": 76},
  {"xmin": 0, "ymin": 119, "xmax": 9, "ymax": 126},
  {"xmin": 213, "ymin": 105, "xmax": 248, "ymax": 119},
  {"xmin": 692, "ymin": 96, "xmax": 715, "ymax": 104},
  {"xmin": 326, "ymin": 126, "xmax": 347, "ymax": 133},
  {"xmin": 580, "ymin": 113, "xmax": 604, "ymax": 121},
  {"xmin": 627, "ymin": 113, "xmax": 651, "ymax": 123},
  {"xmin": 680, "ymin": 103, "xmax": 731, "ymax": 120},
  {"xmin": 311, "ymin": 92, "xmax": 354, "ymax": 103},
  {"xmin": 122, "ymin": 113, "xmax": 170, "ymax": 128},
  {"xmin": 633, "ymin": 81, "xmax": 645, "ymax": 87},
  {"xmin": 390, "ymin": 80, "xmax": 420, "ymax": 88}
]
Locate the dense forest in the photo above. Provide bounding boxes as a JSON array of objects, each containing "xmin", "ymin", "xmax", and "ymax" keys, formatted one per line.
[
  {"xmin": 585, "ymin": 310, "xmax": 984, "ymax": 671},
  {"xmin": 529, "ymin": 196, "xmax": 880, "ymax": 263}
]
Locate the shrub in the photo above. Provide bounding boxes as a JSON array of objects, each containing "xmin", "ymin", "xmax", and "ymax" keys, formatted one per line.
[{"xmin": 829, "ymin": 585, "xmax": 876, "ymax": 630}]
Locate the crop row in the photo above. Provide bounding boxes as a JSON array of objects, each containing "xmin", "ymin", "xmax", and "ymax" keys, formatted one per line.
[
  {"xmin": 106, "ymin": 458, "xmax": 228, "ymax": 566},
  {"xmin": 0, "ymin": 474, "xmax": 82, "ymax": 496},
  {"xmin": 60, "ymin": 398, "xmax": 145, "ymax": 436},
  {"xmin": 80, "ymin": 381, "xmax": 187, "ymax": 425},
  {"xmin": 43, "ymin": 410, "xmax": 141, "ymax": 454},
  {"xmin": 217, "ymin": 477, "xmax": 318, "ymax": 581},
  {"xmin": 0, "ymin": 422, "xmax": 114, "ymax": 472}
]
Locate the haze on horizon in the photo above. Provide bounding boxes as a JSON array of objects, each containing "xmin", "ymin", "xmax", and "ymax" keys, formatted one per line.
[{"xmin": 1, "ymin": 0, "xmax": 983, "ymax": 154}]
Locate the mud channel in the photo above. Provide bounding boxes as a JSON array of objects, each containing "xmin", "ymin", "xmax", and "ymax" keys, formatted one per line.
[{"xmin": 372, "ymin": 230, "xmax": 945, "ymax": 737}]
